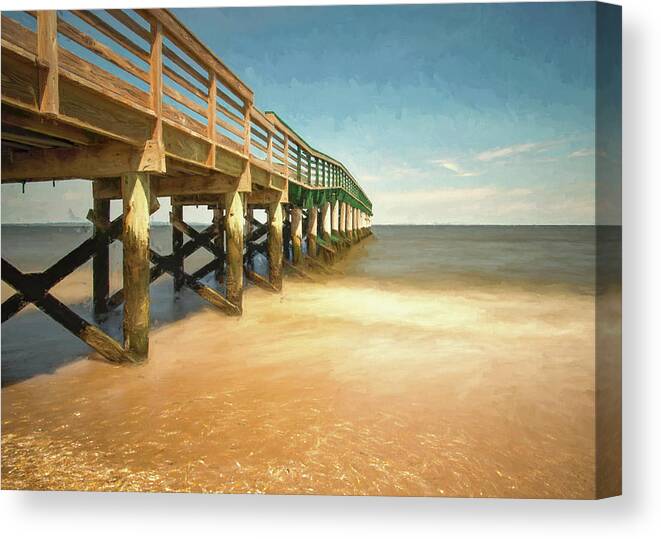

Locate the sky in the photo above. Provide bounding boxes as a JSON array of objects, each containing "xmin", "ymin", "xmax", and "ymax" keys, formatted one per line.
[{"xmin": 1, "ymin": 2, "xmax": 621, "ymax": 225}]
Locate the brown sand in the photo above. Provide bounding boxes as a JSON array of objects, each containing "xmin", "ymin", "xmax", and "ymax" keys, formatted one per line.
[{"xmin": 1, "ymin": 242, "xmax": 602, "ymax": 498}]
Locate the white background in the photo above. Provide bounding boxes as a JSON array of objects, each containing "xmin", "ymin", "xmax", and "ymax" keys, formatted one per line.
[{"xmin": 0, "ymin": 0, "xmax": 659, "ymax": 537}]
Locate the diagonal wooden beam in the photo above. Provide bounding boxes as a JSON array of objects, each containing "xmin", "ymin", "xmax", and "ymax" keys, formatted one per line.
[
  {"xmin": 170, "ymin": 212, "xmax": 223, "ymax": 259},
  {"xmin": 106, "ymin": 224, "xmax": 216, "ymax": 310},
  {"xmin": 1, "ymin": 216, "xmax": 123, "ymax": 322},
  {"xmin": 1, "ymin": 259, "xmax": 134, "ymax": 363},
  {"xmin": 245, "ymin": 268, "xmax": 278, "ymax": 293},
  {"xmin": 149, "ymin": 250, "xmax": 240, "ymax": 316}
]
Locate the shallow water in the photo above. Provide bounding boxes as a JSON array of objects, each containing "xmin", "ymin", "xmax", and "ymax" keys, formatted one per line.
[{"xmin": 1, "ymin": 225, "xmax": 620, "ymax": 497}]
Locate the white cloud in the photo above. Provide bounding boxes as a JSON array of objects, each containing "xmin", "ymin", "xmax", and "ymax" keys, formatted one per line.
[
  {"xmin": 431, "ymin": 159, "xmax": 483, "ymax": 178},
  {"xmin": 569, "ymin": 148, "xmax": 595, "ymax": 158},
  {"xmin": 476, "ymin": 139, "xmax": 566, "ymax": 162}
]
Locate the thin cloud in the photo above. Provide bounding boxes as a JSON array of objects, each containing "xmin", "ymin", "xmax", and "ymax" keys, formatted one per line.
[
  {"xmin": 431, "ymin": 159, "xmax": 483, "ymax": 177},
  {"xmin": 476, "ymin": 139, "xmax": 566, "ymax": 162},
  {"xmin": 569, "ymin": 148, "xmax": 595, "ymax": 158}
]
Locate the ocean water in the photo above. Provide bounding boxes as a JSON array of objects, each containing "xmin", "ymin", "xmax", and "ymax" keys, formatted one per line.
[
  {"xmin": 1, "ymin": 224, "xmax": 621, "ymax": 497},
  {"xmin": 1, "ymin": 223, "xmax": 619, "ymax": 289}
]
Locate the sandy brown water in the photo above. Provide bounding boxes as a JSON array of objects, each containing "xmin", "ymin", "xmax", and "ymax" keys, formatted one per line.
[{"xmin": 1, "ymin": 225, "xmax": 619, "ymax": 497}]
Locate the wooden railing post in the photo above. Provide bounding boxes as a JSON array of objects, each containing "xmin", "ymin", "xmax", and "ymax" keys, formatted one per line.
[
  {"xmin": 283, "ymin": 134, "xmax": 289, "ymax": 177},
  {"xmin": 267, "ymin": 132, "xmax": 273, "ymax": 165},
  {"xmin": 296, "ymin": 146, "xmax": 301, "ymax": 181},
  {"xmin": 37, "ymin": 11, "xmax": 59, "ymax": 115},
  {"xmin": 315, "ymin": 156, "xmax": 320, "ymax": 186},
  {"xmin": 207, "ymin": 71, "xmax": 217, "ymax": 168},
  {"xmin": 243, "ymin": 106, "xmax": 252, "ymax": 157},
  {"xmin": 149, "ymin": 20, "xmax": 163, "ymax": 146}
]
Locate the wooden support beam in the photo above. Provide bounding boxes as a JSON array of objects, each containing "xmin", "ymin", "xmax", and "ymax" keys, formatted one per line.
[
  {"xmin": 171, "ymin": 211, "xmax": 224, "ymax": 259},
  {"xmin": 2, "ymin": 142, "xmax": 166, "ymax": 182},
  {"xmin": 283, "ymin": 206, "xmax": 291, "ymax": 262},
  {"xmin": 92, "ymin": 198, "xmax": 110, "ymax": 320},
  {"xmin": 36, "ymin": 11, "xmax": 59, "ymax": 115},
  {"xmin": 331, "ymin": 199, "xmax": 340, "ymax": 236},
  {"xmin": 171, "ymin": 203, "xmax": 184, "ymax": 293},
  {"xmin": 2, "ymin": 259, "xmax": 131, "ymax": 363},
  {"xmin": 291, "ymin": 207, "xmax": 303, "ymax": 265},
  {"xmin": 224, "ymin": 190, "xmax": 244, "ymax": 312},
  {"xmin": 213, "ymin": 208, "xmax": 224, "ymax": 284},
  {"xmin": 149, "ymin": 249, "xmax": 240, "ymax": 316},
  {"xmin": 2, "ymin": 215, "xmax": 122, "ymax": 323},
  {"xmin": 93, "ymin": 173, "xmax": 241, "ymax": 199},
  {"xmin": 246, "ymin": 190, "xmax": 283, "ymax": 205},
  {"xmin": 321, "ymin": 201, "xmax": 333, "ymax": 263},
  {"xmin": 245, "ymin": 208, "xmax": 254, "ymax": 270},
  {"xmin": 108, "ymin": 224, "xmax": 217, "ymax": 310},
  {"xmin": 122, "ymin": 172, "xmax": 151, "ymax": 361},
  {"xmin": 245, "ymin": 268, "xmax": 278, "ymax": 293},
  {"xmin": 283, "ymin": 259, "xmax": 315, "ymax": 282},
  {"xmin": 307, "ymin": 206, "xmax": 318, "ymax": 258},
  {"xmin": 339, "ymin": 202, "xmax": 346, "ymax": 239},
  {"xmin": 267, "ymin": 191, "xmax": 284, "ymax": 291}
]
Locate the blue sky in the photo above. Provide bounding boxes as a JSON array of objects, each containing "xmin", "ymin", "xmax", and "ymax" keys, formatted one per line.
[
  {"xmin": 2, "ymin": 2, "xmax": 620, "ymax": 224},
  {"xmin": 172, "ymin": 2, "xmax": 610, "ymax": 225}
]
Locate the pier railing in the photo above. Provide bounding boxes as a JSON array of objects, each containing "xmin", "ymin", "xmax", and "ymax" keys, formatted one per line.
[{"xmin": 1, "ymin": 8, "xmax": 373, "ymax": 214}]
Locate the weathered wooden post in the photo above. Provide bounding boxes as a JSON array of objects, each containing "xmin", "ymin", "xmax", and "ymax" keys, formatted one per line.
[
  {"xmin": 225, "ymin": 190, "xmax": 244, "ymax": 311},
  {"xmin": 36, "ymin": 11, "xmax": 59, "ymax": 115},
  {"xmin": 282, "ymin": 205, "xmax": 291, "ymax": 262},
  {"xmin": 171, "ymin": 203, "xmax": 184, "ymax": 293},
  {"xmin": 321, "ymin": 201, "xmax": 332, "ymax": 262},
  {"xmin": 307, "ymin": 205, "xmax": 318, "ymax": 257},
  {"xmin": 339, "ymin": 202, "xmax": 346, "ymax": 242},
  {"xmin": 268, "ymin": 192, "xmax": 284, "ymax": 290},
  {"xmin": 213, "ymin": 208, "xmax": 224, "ymax": 283},
  {"xmin": 92, "ymin": 198, "xmax": 110, "ymax": 320},
  {"xmin": 331, "ymin": 199, "xmax": 339, "ymax": 243},
  {"xmin": 245, "ymin": 207, "xmax": 254, "ymax": 270},
  {"xmin": 291, "ymin": 207, "xmax": 303, "ymax": 264},
  {"xmin": 331, "ymin": 199, "xmax": 340, "ymax": 250},
  {"xmin": 122, "ymin": 172, "xmax": 151, "ymax": 361}
]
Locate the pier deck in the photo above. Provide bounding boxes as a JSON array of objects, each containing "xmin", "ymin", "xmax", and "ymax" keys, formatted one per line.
[{"xmin": 1, "ymin": 8, "xmax": 373, "ymax": 363}]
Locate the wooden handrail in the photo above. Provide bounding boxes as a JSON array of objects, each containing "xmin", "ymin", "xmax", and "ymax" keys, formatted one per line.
[{"xmin": 2, "ymin": 8, "xmax": 372, "ymax": 213}]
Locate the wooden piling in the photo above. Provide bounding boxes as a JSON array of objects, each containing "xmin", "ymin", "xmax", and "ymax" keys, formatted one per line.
[
  {"xmin": 331, "ymin": 199, "xmax": 339, "ymax": 236},
  {"xmin": 307, "ymin": 206, "xmax": 318, "ymax": 258},
  {"xmin": 213, "ymin": 208, "xmax": 224, "ymax": 284},
  {"xmin": 122, "ymin": 172, "xmax": 151, "ymax": 361},
  {"xmin": 283, "ymin": 205, "xmax": 291, "ymax": 262},
  {"xmin": 224, "ymin": 190, "xmax": 244, "ymax": 311},
  {"xmin": 267, "ymin": 192, "xmax": 284, "ymax": 291},
  {"xmin": 321, "ymin": 201, "xmax": 332, "ymax": 262},
  {"xmin": 92, "ymin": 198, "xmax": 110, "ymax": 321},
  {"xmin": 291, "ymin": 207, "xmax": 303, "ymax": 265},
  {"xmin": 171, "ymin": 203, "xmax": 184, "ymax": 293},
  {"xmin": 339, "ymin": 202, "xmax": 346, "ymax": 240}
]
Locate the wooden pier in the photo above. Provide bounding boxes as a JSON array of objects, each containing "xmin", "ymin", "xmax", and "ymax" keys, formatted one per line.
[{"xmin": 1, "ymin": 9, "xmax": 373, "ymax": 363}]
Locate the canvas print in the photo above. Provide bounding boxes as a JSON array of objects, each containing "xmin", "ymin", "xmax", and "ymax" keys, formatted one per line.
[{"xmin": 1, "ymin": 2, "xmax": 621, "ymax": 498}]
